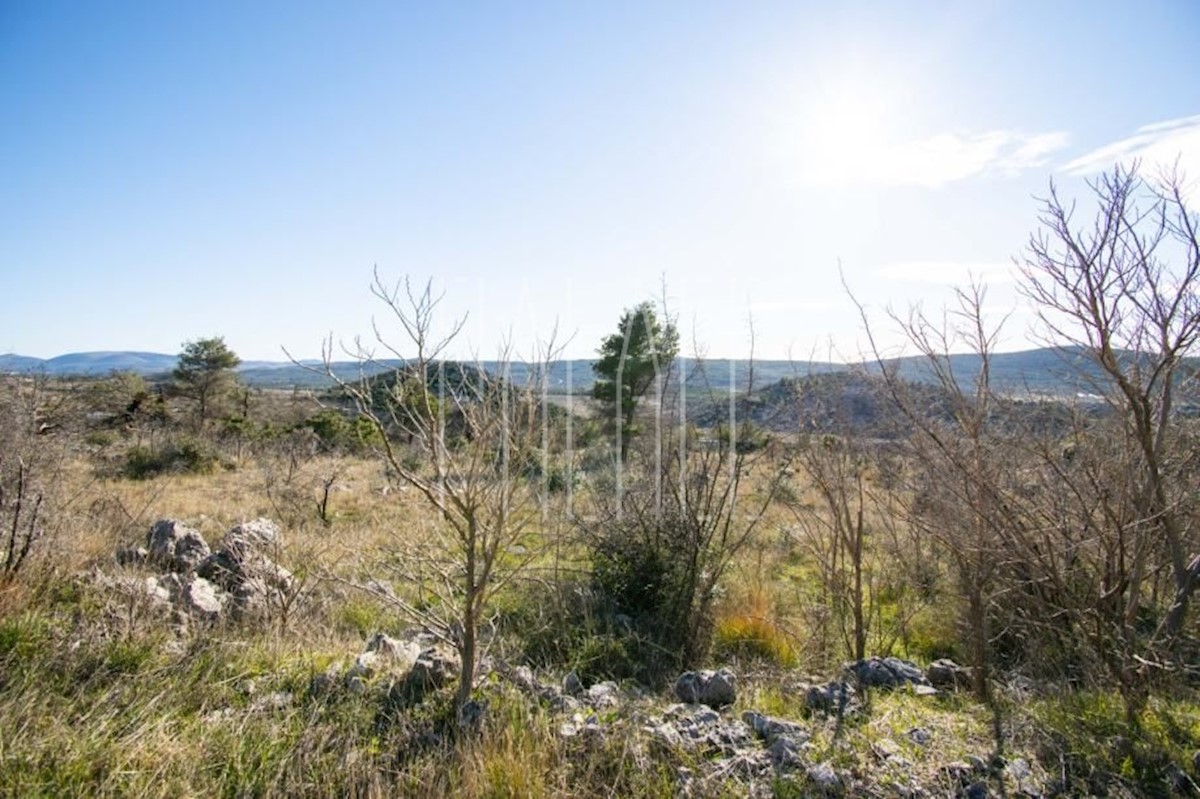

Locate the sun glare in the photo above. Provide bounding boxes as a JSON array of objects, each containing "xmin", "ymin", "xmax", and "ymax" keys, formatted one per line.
[{"xmin": 797, "ymin": 76, "xmax": 904, "ymax": 185}]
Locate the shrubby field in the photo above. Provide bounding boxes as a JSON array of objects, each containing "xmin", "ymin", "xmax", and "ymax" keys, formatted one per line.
[{"xmin": 2, "ymin": 166, "xmax": 1200, "ymax": 797}]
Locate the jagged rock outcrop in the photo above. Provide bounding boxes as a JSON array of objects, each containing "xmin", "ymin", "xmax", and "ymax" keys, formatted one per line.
[
  {"xmin": 146, "ymin": 519, "xmax": 211, "ymax": 572},
  {"xmin": 102, "ymin": 517, "xmax": 296, "ymax": 625},
  {"xmin": 846, "ymin": 656, "xmax": 932, "ymax": 690},
  {"xmin": 196, "ymin": 518, "xmax": 294, "ymax": 618},
  {"xmin": 674, "ymin": 668, "xmax": 737, "ymax": 707}
]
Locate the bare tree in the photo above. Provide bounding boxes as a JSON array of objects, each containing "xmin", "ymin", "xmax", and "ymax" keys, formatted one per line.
[
  {"xmin": 0, "ymin": 376, "xmax": 74, "ymax": 580},
  {"xmin": 1018, "ymin": 163, "xmax": 1200, "ymax": 711},
  {"xmin": 852, "ymin": 281, "xmax": 1019, "ymax": 700},
  {"xmin": 787, "ymin": 434, "xmax": 873, "ymax": 662},
  {"xmin": 305, "ymin": 271, "xmax": 564, "ymax": 720}
]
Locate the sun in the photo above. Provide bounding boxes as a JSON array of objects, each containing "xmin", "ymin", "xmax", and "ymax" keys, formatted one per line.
[
  {"xmin": 798, "ymin": 77, "xmax": 900, "ymax": 185},
  {"xmin": 767, "ymin": 57, "xmax": 926, "ymax": 189}
]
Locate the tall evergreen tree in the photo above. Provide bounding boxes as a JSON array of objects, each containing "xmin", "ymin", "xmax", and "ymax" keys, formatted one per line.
[
  {"xmin": 173, "ymin": 337, "xmax": 240, "ymax": 427},
  {"xmin": 592, "ymin": 302, "xmax": 678, "ymax": 459}
]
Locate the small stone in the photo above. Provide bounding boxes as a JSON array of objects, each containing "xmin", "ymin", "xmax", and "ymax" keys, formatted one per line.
[
  {"xmin": 940, "ymin": 762, "xmax": 973, "ymax": 785},
  {"xmin": 563, "ymin": 671, "xmax": 583, "ymax": 696},
  {"xmin": 702, "ymin": 668, "xmax": 737, "ymax": 707},
  {"xmin": 586, "ymin": 681, "xmax": 619, "ymax": 707},
  {"xmin": 804, "ymin": 680, "xmax": 857, "ymax": 714},
  {"xmin": 650, "ymin": 722, "xmax": 685, "ymax": 748},
  {"xmin": 769, "ymin": 736, "xmax": 803, "ymax": 769},
  {"xmin": 966, "ymin": 754, "xmax": 989, "ymax": 773},
  {"xmin": 364, "ymin": 633, "xmax": 421, "ymax": 668},
  {"xmin": 249, "ymin": 691, "xmax": 293, "ymax": 713},
  {"xmin": 675, "ymin": 671, "xmax": 704, "ymax": 704},
  {"xmin": 907, "ymin": 727, "xmax": 933, "ymax": 746},
  {"xmin": 873, "ymin": 739, "xmax": 901, "ymax": 760},
  {"xmin": 742, "ymin": 710, "xmax": 809, "ymax": 745},
  {"xmin": 1006, "ymin": 757, "xmax": 1032, "ymax": 781},
  {"xmin": 807, "ymin": 762, "xmax": 842, "ymax": 794},
  {"xmin": 142, "ymin": 576, "xmax": 171, "ymax": 606},
  {"xmin": 847, "ymin": 656, "xmax": 929, "ymax": 689},
  {"xmin": 965, "ymin": 781, "xmax": 990, "ymax": 799},
  {"xmin": 407, "ymin": 648, "xmax": 457, "ymax": 692},
  {"xmin": 348, "ymin": 651, "xmax": 381, "ymax": 680},
  {"xmin": 510, "ymin": 665, "xmax": 537, "ymax": 692}
]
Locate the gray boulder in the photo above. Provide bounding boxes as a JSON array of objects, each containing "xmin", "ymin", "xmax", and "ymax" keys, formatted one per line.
[
  {"xmin": 806, "ymin": 762, "xmax": 843, "ymax": 795},
  {"xmin": 804, "ymin": 680, "xmax": 858, "ymax": 715},
  {"xmin": 146, "ymin": 519, "xmax": 211, "ymax": 573},
  {"xmin": 196, "ymin": 519, "xmax": 293, "ymax": 617},
  {"xmin": 562, "ymin": 670, "xmax": 583, "ymax": 697},
  {"xmin": 406, "ymin": 647, "xmax": 458, "ymax": 693},
  {"xmin": 742, "ymin": 710, "xmax": 810, "ymax": 746},
  {"xmin": 585, "ymin": 681, "xmax": 620, "ymax": 708},
  {"xmin": 225, "ymin": 518, "xmax": 282, "ymax": 555},
  {"xmin": 674, "ymin": 668, "xmax": 737, "ymax": 708},
  {"xmin": 182, "ymin": 575, "xmax": 226, "ymax": 621},
  {"xmin": 846, "ymin": 657, "xmax": 930, "ymax": 689},
  {"xmin": 927, "ymin": 658, "xmax": 973, "ymax": 690},
  {"xmin": 769, "ymin": 736, "xmax": 804, "ymax": 769},
  {"xmin": 656, "ymin": 702, "xmax": 753, "ymax": 756}
]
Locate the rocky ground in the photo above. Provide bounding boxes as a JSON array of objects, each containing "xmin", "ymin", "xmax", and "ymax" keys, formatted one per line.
[{"xmin": 57, "ymin": 517, "xmax": 1200, "ymax": 798}]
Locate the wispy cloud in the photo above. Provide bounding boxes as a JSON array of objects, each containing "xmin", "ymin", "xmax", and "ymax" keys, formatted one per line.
[
  {"xmin": 1061, "ymin": 115, "xmax": 1200, "ymax": 179},
  {"xmin": 877, "ymin": 261, "xmax": 1017, "ymax": 285},
  {"xmin": 802, "ymin": 130, "xmax": 1070, "ymax": 188}
]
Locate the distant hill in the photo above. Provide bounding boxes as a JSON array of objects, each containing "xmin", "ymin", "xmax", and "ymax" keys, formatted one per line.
[
  {"xmin": 692, "ymin": 369, "xmax": 1082, "ymax": 439},
  {"xmin": 1, "ymin": 351, "xmax": 178, "ymax": 376},
  {"xmin": 1, "ymin": 347, "xmax": 1189, "ymax": 399},
  {"xmin": 0, "ymin": 354, "xmax": 44, "ymax": 372},
  {"xmin": 870, "ymin": 346, "xmax": 1123, "ymax": 397}
]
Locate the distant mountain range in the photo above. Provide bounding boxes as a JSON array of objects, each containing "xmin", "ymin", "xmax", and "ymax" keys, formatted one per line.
[{"xmin": 0, "ymin": 347, "xmax": 1178, "ymax": 398}]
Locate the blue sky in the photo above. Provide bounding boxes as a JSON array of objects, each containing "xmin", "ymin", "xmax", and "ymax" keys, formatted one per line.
[{"xmin": 3, "ymin": 1, "xmax": 1199, "ymax": 361}]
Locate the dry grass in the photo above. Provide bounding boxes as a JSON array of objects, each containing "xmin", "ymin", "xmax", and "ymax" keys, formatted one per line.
[{"xmin": 1, "ymin": 438, "xmax": 1196, "ymax": 797}]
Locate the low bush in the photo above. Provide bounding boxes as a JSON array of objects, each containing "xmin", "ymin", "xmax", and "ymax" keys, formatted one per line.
[{"xmin": 123, "ymin": 438, "xmax": 222, "ymax": 479}]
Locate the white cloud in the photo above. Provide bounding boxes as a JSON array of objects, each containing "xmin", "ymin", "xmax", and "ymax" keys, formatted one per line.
[
  {"xmin": 801, "ymin": 129, "xmax": 1070, "ymax": 188},
  {"xmin": 1061, "ymin": 115, "xmax": 1200, "ymax": 192},
  {"xmin": 877, "ymin": 261, "xmax": 1017, "ymax": 285}
]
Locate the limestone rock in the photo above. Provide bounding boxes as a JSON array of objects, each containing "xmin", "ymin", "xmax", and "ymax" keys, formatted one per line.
[
  {"xmin": 225, "ymin": 518, "xmax": 283, "ymax": 555},
  {"xmin": 846, "ymin": 656, "xmax": 930, "ymax": 690},
  {"xmin": 742, "ymin": 710, "xmax": 810, "ymax": 746},
  {"xmin": 806, "ymin": 762, "xmax": 843, "ymax": 795},
  {"xmin": 195, "ymin": 519, "xmax": 294, "ymax": 617},
  {"xmin": 927, "ymin": 658, "xmax": 973, "ymax": 690},
  {"xmin": 804, "ymin": 680, "xmax": 858, "ymax": 715},
  {"xmin": 182, "ymin": 575, "xmax": 225, "ymax": 620},
  {"xmin": 674, "ymin": 668, "xmax": 737, "ymax": 708},
  {"xmin": 146, "ymin": 519, "xmax": 211, "ymax": 573},
  {"xmin": 562, "ymin": 670, "xmax": 583, "ymax": 697}
]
